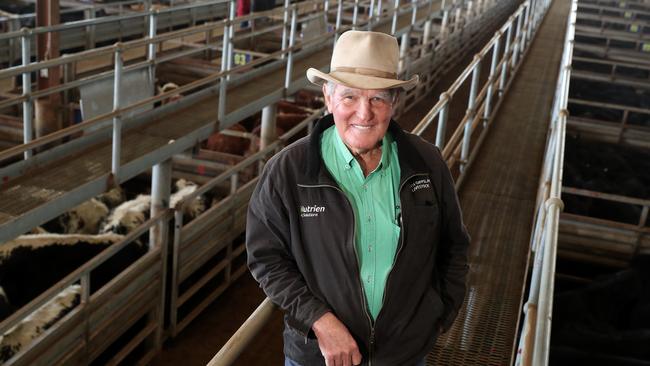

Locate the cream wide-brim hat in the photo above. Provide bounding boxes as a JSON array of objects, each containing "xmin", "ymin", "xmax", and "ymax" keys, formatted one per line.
[{"xmin": 306, "ymin": 30, "xmax": 419, "ymax": 91}]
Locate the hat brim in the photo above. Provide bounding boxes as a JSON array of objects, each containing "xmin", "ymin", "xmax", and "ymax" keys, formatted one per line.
[{"xmin": 306, "ymin": 68, "xmax": 419, "ymax": 91}]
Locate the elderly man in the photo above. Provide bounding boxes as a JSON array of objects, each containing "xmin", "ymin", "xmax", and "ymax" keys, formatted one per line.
[{"xmin": 246, "ymin": 30, "xmax": 470, "ymax": 366}]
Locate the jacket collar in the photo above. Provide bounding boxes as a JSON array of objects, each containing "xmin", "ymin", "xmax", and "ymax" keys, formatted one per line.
[{"xmin": 305, "ymin": 114, "xmax": 429, "ymax": 185}]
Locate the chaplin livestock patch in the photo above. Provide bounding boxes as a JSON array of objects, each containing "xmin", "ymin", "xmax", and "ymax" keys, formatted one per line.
[{"xmin": 409, "ymin": 178, "xmax": 432, "ymax": 193}]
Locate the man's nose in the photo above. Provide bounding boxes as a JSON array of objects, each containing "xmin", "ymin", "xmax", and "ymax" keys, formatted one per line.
[{"xmin": 356, "ymin": 98, "xmax": 373, "ymax": 120}]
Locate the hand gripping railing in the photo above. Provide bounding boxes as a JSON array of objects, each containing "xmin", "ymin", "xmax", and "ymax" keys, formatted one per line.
[
  {"xmin": 515, "ymin": 0, "xmax": 577, "ymax": 365},
  {"xmin": 205, "ymin": 0, "xmax": 551, "ymax": 363}
]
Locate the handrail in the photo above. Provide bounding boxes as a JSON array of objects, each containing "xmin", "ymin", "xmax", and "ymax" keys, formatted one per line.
[
  {"xmin": 206, "ymin": 298, "xmax": 276, "ymax": 366},
  {"xmin": 412, "ymin": 0, "xmax": 538, "ymax": 179},
  {"xmin": 205, "ymin": 0, "xmax": 547, "ymax": 363},
  {"xmin": 515, "ymin": 0, "xmax": 576, "ymax": 364}
]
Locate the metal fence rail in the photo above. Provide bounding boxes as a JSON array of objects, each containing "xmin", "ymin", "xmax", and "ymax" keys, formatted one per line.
[
  {"xmin": 0, "ymin": 0, "xmax": 230, "ymax": 65},
  {"xmin": 514, "ymin": 0, "xmax": 576, "ymax": 364}
]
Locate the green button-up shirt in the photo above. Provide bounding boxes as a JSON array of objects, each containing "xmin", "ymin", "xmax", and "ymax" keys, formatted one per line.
[{"xmin": 320, "ymin": 126, "xmax": 401, "ymax": 321}]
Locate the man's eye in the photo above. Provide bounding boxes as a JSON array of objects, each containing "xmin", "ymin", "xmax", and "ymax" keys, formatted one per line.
[{"xmin": 371, "ymin": 97, "xmax": 388, "ymax": 105}]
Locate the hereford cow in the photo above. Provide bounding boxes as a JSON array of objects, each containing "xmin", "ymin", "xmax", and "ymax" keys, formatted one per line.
[{"xmin": 0, "ymin": 233, "xmax": 136, "ymax": 317}]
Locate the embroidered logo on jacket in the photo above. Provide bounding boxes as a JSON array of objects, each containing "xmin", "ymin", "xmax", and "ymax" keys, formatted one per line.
[
  {"xmin": 410, "ymin": 178, "xmax": 432, "ymax": 192},
  {"xmin": 300, "ymin": 205, "xmax": 325, "ymax": 218}
]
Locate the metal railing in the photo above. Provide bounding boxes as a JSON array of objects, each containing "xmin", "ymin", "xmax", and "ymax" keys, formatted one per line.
[
  {"xmin": 515, "ymin": 0, "xmax": 576, "ymax": 364},
  {"xmin": 205, "ymin": 0, "xmax": 552, "ymax": 363},
  {"xmin": 0, "ymin": 0, "xmax": 230, "ymax": 65},
  {"xmin": 411, "ymin": 0, "xmax": 541, "ymax": 182},
  {"xmin": 0, "ymin": 0, "xmax": 433, "ymax": 171},
  {"xmin": 0, "ymin": 210, "xmax": 171, "ymax": 364}
]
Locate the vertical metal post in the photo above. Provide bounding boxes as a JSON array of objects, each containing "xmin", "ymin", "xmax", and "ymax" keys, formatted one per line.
[
  {"xmin": 226, "ymin": 0, "xmax": 235, "ymax": 79},
  {"xmin": 511, "ymin": 12, "xmax": 523, "ymax": 68},
  {"xmin": 499, "ymin": 24, "xmax": 512, "ymax": 96},
  {"xmin": 353, "ymin": 0, "xmax": 359, "ymax": 29},
  {"xmin": 285, "ymin": 8, "xmax": 297, "ymax": 90},
  {"xmin": 230, "ymin": 174, "xmax": 239, "ymax": 195},
  {"xmin": 219, "ymin": 25, "xmax": 228, "ymax": 122},
  {"xmin": 336, "ymin": 0, "xmax": 343, "ymax": 38},
  {"xmin": 483, "ymin": 36, "xmax": 500, "ymax": 123},
  {"xmin": 441, "ymin": 8, "xmax": 449, "ymax": 40},
  {"xmin": 368, "ymin": 0, "xmax": 375, "ymax": 30},
  {"xmin": 324, "ymin": 0, "xmax": 330, "ymax": 27},
  {"xmin": 150, "ymin": 159, "xmax": 171, "ymax": 350},
  {"xmin": 261, "ymin": 104, "xmax": 277, "ymax": 150},
  {"xmin": 112, "ymin": 45, "xmax": 123, "ymax": 176},
  {"xmin": 461, "ymin": 57, "xmax": 481, "ymax": 172},
  {"xmin": 81, "ymin": 271, "xmax": 91, "ymax": 364},
  {"xmin": 399, "ymin": 32, "xmax": 409, "ymax": 73},
  {"xmin": 148, "ymin": 10, "xmax": 158, "ymax": 93},
  {"xmin": 422, "ymin": 19, "xmax": 431, "ymax": 52},
  {"xmin": 377, "ymin": 0, "xmax": 383, "ymax": 19},
  {"xmin": 85, "ymin": 7, "xmax": 96, "ymax": 49},
  {"xmin": 391, "ymin": 0, "xmax": 400, "ymax": 35},
  {"xmin": 8, "ymin": 20, "xmax": 17, "ymax": 66},
  {"xmin": 21, "ymin": 30, "xmax": 33, "ymax": 159},
  {"xmin": 527, "ymin": 0, "xmax": 537, "ymax": 43},
  {"xmin": 281, "ymin": 0, "xmax": 290, "ymax": 58},
  {"xmin": 520, "ymin": 5, "xmax": 530, "ymax": 52},
  {"xmin": 170, "ymin": 210, "xmax": 184, "ymax": 337},
  {"xmin": 411, "ymin": 0, "xmax": 417, "ymax": 25},
  {"xmin": 435, "ymin": 92, "xmax": 449, "ymax": 148}
]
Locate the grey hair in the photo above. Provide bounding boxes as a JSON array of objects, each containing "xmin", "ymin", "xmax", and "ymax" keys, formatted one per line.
[{"xmin": 324, "ymin": 81, "xmax": 399, "ymax": 102}]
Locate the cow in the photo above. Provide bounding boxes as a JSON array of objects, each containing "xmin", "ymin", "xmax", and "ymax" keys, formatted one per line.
[
  {"xmin": 42, "ymin": 198, "xmax": 110, "ymax": 235},
  {"xmin": 0, "ymin": 285, "xmax": 81, "ymax": 364},
  {"xmin": 0, "ymin": 233, "xmax": 134, "ymax": 318},
  {"xmin": 204, "ymin": 123, "xmax": 251, "ymax": 156},
  {"xmin": 101, "ymin": 195, "xmax": 152, "ymax": 236}
]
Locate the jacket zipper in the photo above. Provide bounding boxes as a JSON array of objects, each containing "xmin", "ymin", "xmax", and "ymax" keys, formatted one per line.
[
  {"xmin": 374, "ymin": 173, "xmax": 429, "ymax": 327},
  {"xmin": 297, "ymin": 183, "xmax": 375, "ymax": 365}
]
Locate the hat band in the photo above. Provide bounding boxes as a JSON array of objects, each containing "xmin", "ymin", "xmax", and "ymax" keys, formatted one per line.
[{"xmin": 331, "ymin": 66, "xmax": 397, "ymax": 79}]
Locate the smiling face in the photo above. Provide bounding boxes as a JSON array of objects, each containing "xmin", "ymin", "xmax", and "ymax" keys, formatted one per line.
[{"xmin": 323, "ymin": 83, "xmax": 395, "ymax": 156}]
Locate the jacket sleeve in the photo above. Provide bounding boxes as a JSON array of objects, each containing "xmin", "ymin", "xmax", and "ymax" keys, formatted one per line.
[
  {"xmin": 435, "ymin": 149, "xmax": 471, "ymax": 332},
  {"xmin": 246, "ymin": 164, "xmax": 331, "ymax": 336}
]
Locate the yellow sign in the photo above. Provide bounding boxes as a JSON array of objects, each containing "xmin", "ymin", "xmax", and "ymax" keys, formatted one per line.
[
  {"xmin": 642, "ymin": 43, "xmax": 650, "ymax": 52},
  {"xmin": 630, "ymin": 24, "xmax": 639, "ymax": 32},
  {"xmin": 233, "ymin": 53, "xmax": 251, "ymax": 66}
]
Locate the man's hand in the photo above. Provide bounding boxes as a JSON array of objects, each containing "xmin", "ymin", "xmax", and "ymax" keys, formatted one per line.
[{"xmin": 312, "ymin": 312, "xmax": 363, "ymax": 366}]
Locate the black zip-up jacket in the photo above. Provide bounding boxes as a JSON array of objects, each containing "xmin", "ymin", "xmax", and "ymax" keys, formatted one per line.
[{"xmin": 246, "ymin": 115, "xmax": 470, "ymax": 365}]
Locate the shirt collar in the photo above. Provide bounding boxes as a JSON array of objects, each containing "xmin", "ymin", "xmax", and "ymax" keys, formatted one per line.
[{"xmin": 332, "ymin": 127, "xmax": 393, "ymax": 172}]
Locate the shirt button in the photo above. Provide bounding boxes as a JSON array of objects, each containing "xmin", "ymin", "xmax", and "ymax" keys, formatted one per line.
[
  {"xmin": 362, "ymin": 184, "xmax": 368, "ymax": 190},
  {"xmin": 368, "ymin": 244, "xmax": 373, "ymax": 252},
  {"xmin": 345, "ymin": 164, "xmax": 351, "ymax": 170}
]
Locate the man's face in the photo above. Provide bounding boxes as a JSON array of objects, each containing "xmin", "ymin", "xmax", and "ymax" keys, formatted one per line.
[{"xmin": 323, "ymin": 83, "xmax": 395, "ymax": 155}]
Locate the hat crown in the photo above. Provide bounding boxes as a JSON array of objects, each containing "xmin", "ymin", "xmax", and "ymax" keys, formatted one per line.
[{"xmin": 330, "ymin": 31, "xmax": 399, "ymax": 76}]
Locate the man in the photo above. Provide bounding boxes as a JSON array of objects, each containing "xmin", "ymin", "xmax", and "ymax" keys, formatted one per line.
[{"xmin": 246, "ymin": 30, "xmax": 470, "ymax": 366}]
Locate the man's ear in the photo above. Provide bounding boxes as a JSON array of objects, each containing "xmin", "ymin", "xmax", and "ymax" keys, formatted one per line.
[{"xmin": 322, "ymin": 84, "xmax": 333, "ymax": 113}]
